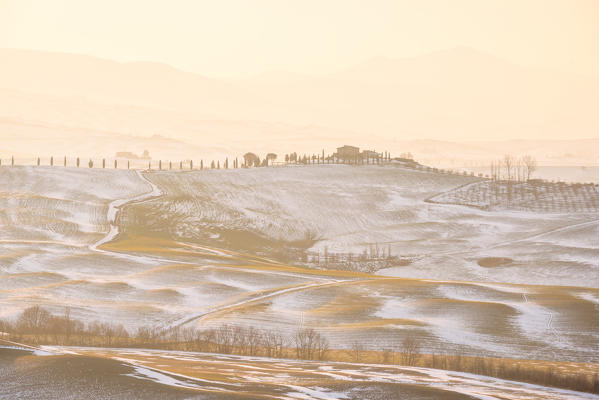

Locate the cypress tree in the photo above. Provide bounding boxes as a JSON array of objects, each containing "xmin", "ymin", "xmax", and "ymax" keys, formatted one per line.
[
  {"xmin": 37, "ymin": 157, "xmax": 40, "ymax": 166},
  {"xmin": 12, "ymin": 156, "xmax": 14, "ymax": 166},
  {"xmin": 159, "ymin": 160, "xmax": 162, "ymax": 170},
  {"xmin": 190, "ymin": 160, "xmax": 193, "ymax": 169},
  {"xmin": 179, "ymin": 161, "xmax": 182, "ymax": 169},
  {"xmin": 127, "ymin": 160, "xmax": 130, "ymax": 169},
  {"xmin": 64, "ymin": 156, "xmax": 67, "ymax": 167},
  {"xmin": 50, "ymin": 156, "xmax": 53, "ymax": 166},
  {"xmin": 114, "ymin": 159, "xmax": 117, "ymax": 169},
  {"xmin": 102, "ymin": 159, "xmax": 106, "ymax": 168},
  {"xmin": 76, "ymin": 157, "xmax": 80, "ymax": 167}
]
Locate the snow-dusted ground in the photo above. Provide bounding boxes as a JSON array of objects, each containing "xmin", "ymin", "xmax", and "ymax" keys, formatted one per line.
[
  {"xmin": 0, "ymin": 166, "xmax": 328, "ymax": 328},
  {"xmin": 429, "ymin": 180, "xmax": 599, "ymax": 213},
  {"xmin": 1, "ymin": 164, "xmax": 598, "ymax": 364},
  {"xmin": 133, "ymin": 165, "xmax": 599, "ymax": 287},
  {"xmin": 40, "ymin": 346, "xmax": 599, "ymax": 400}
]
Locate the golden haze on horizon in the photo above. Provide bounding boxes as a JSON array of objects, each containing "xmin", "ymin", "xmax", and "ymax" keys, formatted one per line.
[
  {"xmin": 1, "ymin": 0, "xmax": 598, "ymax": 78},
  {"xmin": 0, "ymin": 0, "xmax": 598, "ymax": 157}
]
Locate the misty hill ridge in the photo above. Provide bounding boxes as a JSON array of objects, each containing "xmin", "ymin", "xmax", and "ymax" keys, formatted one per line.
[{"xmin": 1, "ymin": 47, "xmax": 598, "ymax": 141}]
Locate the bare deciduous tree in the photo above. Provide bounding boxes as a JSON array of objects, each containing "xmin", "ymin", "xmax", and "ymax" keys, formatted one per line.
[
  {"xmin": 521, "ymin": 155, "xmax": 537, "ymax": 181},
  {"xmin": 351, "ymin": 341, "xmax": 364, "ymax": 362},
  {"xmin": 316, "ymin": 333, "xmax": 329, "ymax": 361},
  {"xmin": 17, "ymin": 305, "xmax": 51, "ymax": 334},
  {"xmin": 295, "ymin": 327, "xmax": 325, "ymax": 360},
  {"xmin": 502, "ymin": 154, "xmax": 514, "ymax": 181},
  {"xmin": 400, "ymin": 333, "xmax": 420, "ymax": 366}
]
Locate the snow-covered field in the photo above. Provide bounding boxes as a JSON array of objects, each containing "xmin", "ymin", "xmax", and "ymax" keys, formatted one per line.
[
  {"xmin": 429, "ymin": 180, "xmax": 599, "ymax": 213},
  {"xmin": 131, "ymin": 164, "xmax": 599, "ymax": 287},
  {"xmin": 1, "ymin": 164, "xmax": 598, "ymax": 365}
]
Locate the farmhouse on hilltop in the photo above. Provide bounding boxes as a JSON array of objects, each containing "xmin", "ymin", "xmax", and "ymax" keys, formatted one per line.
[
  {"xmin": 336, "ymin": 145, "xmax": 360, "ymax": 162},
  {"xmin": 335, "ymin": 145, "xmax": 383, "ymax": 163},
  {"xmin": 361, "ymin": 150, "xmax": 380, "ymax": 161}
]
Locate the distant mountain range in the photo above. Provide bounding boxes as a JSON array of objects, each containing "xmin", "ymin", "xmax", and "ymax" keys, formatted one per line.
[{"xmin": 0, "ymin": 47, "xmax": 597, "ymax": 165}]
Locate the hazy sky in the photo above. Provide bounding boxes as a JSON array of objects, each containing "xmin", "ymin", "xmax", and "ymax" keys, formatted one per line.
[{"xmin": 1, "ymin": 0, "xmax": 598, "ymax": 78}]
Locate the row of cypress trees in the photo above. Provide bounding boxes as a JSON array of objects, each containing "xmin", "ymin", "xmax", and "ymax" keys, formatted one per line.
[
  {"xmin": 0, "ymin": 156, "xmax": 240, "ymax": 170},
  {"xmin": 1, "ymin": 151, "xmax": 393, "ymax": 169}
]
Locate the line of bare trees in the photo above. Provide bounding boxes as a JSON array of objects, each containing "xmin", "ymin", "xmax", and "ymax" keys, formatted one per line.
[
  {"xmin": 2, "ymin": 306, "xmax": 598, "ymax": 394},
  {"xmin": 0, "ymin": 306, "xmax": 329, "ymax": 361},
  {"xmin": 490, "ymin": 154, "xmax": 537, "ymax": 181},
  {"xmin": 304, "ymin": 243, "xmax": 410, "ymax": 273}
]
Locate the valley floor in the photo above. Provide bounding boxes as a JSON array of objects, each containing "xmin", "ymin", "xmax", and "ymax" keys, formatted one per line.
[{"xmin": 1, "ymin": 164, "xmax": 598, "ymax": 397}]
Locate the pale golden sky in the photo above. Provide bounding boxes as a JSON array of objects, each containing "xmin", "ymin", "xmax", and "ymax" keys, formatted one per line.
[{"xmin": 1, "ymin": 0, "xmax": 598, "ymax": 78}]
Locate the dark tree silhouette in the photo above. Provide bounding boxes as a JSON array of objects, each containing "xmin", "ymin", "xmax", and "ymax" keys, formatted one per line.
[
  {"xmin": 243, "ymin": 152, "xmax": 260, "ymax": 167},
  {"xmin": 266, "ymin": 153, "xmax": 277, "ymax": 166}
]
